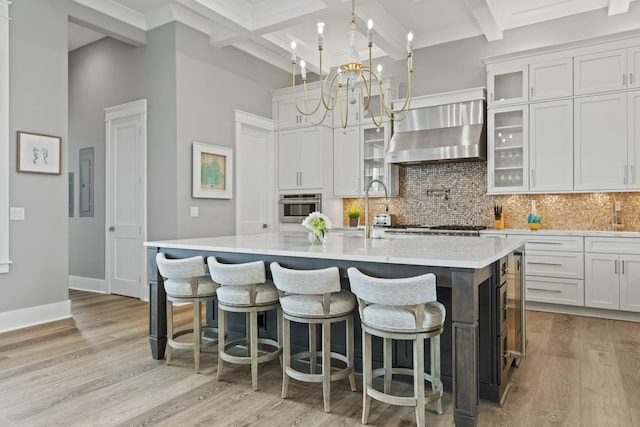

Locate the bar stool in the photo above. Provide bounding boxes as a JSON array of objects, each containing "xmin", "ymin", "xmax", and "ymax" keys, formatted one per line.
[
  {"xmin": 270, "ymin": 262, "xmax": 357, "ymax": 412},
  {"xmin": 156, "ymin": 253, "xmax": 219, "ymax": 373},
  {"xmin": 347, "ymin": 267, "xmax": 445, "ymax": 427},
  {"xmin": 207, "ymin": 257, "xmax": 282, "ymax": 391}
]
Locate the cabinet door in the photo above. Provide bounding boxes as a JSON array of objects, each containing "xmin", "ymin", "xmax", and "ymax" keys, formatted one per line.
[
  {"xmin": 628, "ymin": 90, "xmax": 640, "ymax": 189},
  {"xmin": 278, "ymin": 129, "xmax": 300, "ymax": 190},
  {"xmin": 362, "ymin": 124, "xmax": 390, "ymax": 196},
  {"xmin": 574, "ymin": 93, "xmax": 627, "ymax": 191},
  {"xmin": 529, "ymin": 100, "xmax": 573, "ymax": 192},
  {"xmin": 620, "ymin": 254, "xmax": 640, "ymax": 312},
  {"xmin": 628, "ymin": 46, "xmax": 640, "ymax": 90},
  {"xmin": 487, "ymin": 65, "xmax": 528, "ymax": 107},
  {"xmin": 574, "ymin": 49, "xmax": 627, "ymax": 95},
  {"xmin": 488, "ymin": 105, "xmax": 528, "ymax": 193},
  {"xmin": 529, "ymin": 58, "xmax": 573, "ymax": 101},
  {"xmin": 333, "ymin": 92, "xmax": 360, "ymax": 128},
  {"xmin": 279, "ymin": 97, "xmax": 329, "ymax": 129},
  {"xmin": 297, "ymin": 127, "xmax": 324, "ymax": 189},
  {"xmin": 333, "ymin": 126, "xmax": 360, "ymax": 196},
  {"xmin": 585, "ymin": 253, "xmax": 620, "ymax": 310}
]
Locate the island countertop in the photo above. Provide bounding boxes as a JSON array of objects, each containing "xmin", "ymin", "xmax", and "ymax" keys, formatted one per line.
[{"xmin": 144, "ymin": 231, "xmax": 525, "ymax": 270}]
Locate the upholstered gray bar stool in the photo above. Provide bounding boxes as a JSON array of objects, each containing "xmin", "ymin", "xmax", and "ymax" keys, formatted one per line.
[
  {"xmin": 207, "ymin": 257, "xmax": 282, "ymax": 391},
  {"xmin": 347, "ymin": 267, "xmax": 445, "ymax": 427},
  {"xmin": 270, "ymin": 262, "xmax": 357, "ymax": 413},
  {"xmin": 156, "ymin": 253, "xmax": 219, "ymax": 373}
]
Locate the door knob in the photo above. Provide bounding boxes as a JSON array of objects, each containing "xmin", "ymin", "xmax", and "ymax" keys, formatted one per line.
[
  {"xmin": 108, "ymin": 226, "xmax": 115, "ymax": 231},
  {"xmin": 262, "ymin": 224, "xmax": 268, "ymax": 229}
]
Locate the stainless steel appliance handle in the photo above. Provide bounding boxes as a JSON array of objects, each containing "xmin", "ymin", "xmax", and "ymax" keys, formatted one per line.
[
  {"xmin": 278, "ymin": 198, "xmax": 322, "ymax": 204},
  {"xmin": 528, "ymin": 261, "xmax": 563, "ymax": 266}
]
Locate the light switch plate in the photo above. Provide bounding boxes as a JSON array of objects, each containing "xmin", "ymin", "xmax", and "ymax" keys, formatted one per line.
[
  {"xmin": 615, "ymin": 201, "xmax": 621, "ymax": 211},
  {"xmin": 190, "ymin": 207, "xmax": 199, "ymax": 217},
  {"xmin": 10, "ymin": 207, "xmax": 25, "ymax": 220}
]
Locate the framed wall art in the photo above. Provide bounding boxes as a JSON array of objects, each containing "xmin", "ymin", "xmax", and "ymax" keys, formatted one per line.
[
  {"xmin": 17, "ymin": 131, "xmax": 62, "ymax": 175},
  {"xmin": 192, "ymin": 141, "xmax": 233, "ymax": 199}
]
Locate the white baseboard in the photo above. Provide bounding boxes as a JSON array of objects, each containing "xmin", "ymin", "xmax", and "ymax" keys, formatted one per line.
[
  {"xmin": 0, "ymin": 299, "xmax": 72, "ymax": 333},
  {"xmin": 69, "ymin": 275, "xmax": 107, "ymax": 294},
  {"xmin": 527, "ymin": 301, "xmax": 640, "ymax": 323}
]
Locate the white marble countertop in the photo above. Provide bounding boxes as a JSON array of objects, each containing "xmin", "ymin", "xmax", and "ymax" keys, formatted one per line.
[
  {"xmin": 480, "ymin": 228, "xmax": 640, "ymax": 238},
  {"xmin": 145, "ymin": 231, "xmax": 525, "ymax": 269}
]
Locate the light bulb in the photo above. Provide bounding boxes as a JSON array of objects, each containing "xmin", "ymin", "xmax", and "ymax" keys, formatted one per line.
[
  {"xmin": 300, "ymin": 60, "xmax": 306, "ymax": 79},
  {"xmin": 377, "ymin": 64, "xmax": 382, "ymax": 75},
  {"xmin": 407, "ymin": 32, "xmax": 413, "ymax": 53},
  {"xmin": 367, "ymin": 19, "xmax": 373, "ymax": 43},
  {"xmin": 317, "ymin": 22, "xmax": 324, "ymax": 48},
  {"xmin": 290, "ymin": 41, "xmax": 296, "ymax": 61}
]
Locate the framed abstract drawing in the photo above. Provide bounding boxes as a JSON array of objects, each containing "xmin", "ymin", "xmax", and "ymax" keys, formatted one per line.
[
  {"xmin": 17, "ymin": 131, "xmax": 62, "ymax": 175},
  {"xmin": 192, "ymin": 141, "xmax": 233, "ymax": 199}
]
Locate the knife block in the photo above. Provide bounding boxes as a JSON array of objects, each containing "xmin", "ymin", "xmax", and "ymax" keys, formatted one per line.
[{"xmin": 494, "ymin": 214, "xmax": 504, "ymax": 230}]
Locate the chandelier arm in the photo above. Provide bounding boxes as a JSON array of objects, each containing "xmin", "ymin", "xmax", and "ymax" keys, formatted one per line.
[{"xmin": 388, "ymin": 54, "xmax": 413, "ymax": 116}]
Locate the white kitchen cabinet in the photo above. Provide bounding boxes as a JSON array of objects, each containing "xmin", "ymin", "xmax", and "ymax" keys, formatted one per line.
[
  {"xmin": 585, "ymin": 237, "xmax": 640, "ymax": 312},
  {"xmin": 278, "ymin": 97, "xmax": 330, "ymax": 129},
  {"xmin": 529, "ymin": 100, "xmax": 573, "ymax": 192},
  {"xmin": 332, "ymin": 77, "xmax": 398, "ymax": 128},
  {"xmin": 362, "ymin": 123, "xmax": 396, "ymax": 196},
  {"xmin": 629, "ymin": 46, "xmax": 640, "ymax": 90},
  {"xmin": 574, "ymin": 92, "xmax": 628, "ymax": 190},
  {"xmin": 278, "ymin": 127, "xmax": 325, "ymax": 190},
  {"xmin": 628, "ymin": 90, "xmax": 640, "ymax": 189},
  {"xmin": 332, "ymin": 93, "xmax": 360, "ymax": 128},
  {"xmin": 487, "ymin": 65, "xmax": 528, "ymax": 107},
  {"xmin": 529, "ymin": 58, "xmax": 573, "ymax": 101},
  {"xmin": 488, "ymin": 105, "xmax": 528, "ymax": 193},
  {"xmin": 333, "ymin": 126, "xmax": 360, "ymax": 196},
  {"xmin": 574, "ymin": 49, "xmax": 627, "ymax": 95}
]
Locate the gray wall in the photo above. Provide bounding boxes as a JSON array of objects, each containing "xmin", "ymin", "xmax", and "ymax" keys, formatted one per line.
[
  {"xmin": 0, "ymin": 0, "xmax": 69, "ymax": 313},
  {"xmin": 68, "ymin": 22, "xmax": 289, "ymax": 278}
]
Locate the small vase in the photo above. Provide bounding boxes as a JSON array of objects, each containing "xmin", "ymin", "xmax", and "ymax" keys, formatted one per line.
[
  {"xmin": 308, "ymin": 230, "xmax": 327, "ymax": 245},
  {"xmin": 349, "ymin": 217, "xmax": 359, "ymax": 227}
]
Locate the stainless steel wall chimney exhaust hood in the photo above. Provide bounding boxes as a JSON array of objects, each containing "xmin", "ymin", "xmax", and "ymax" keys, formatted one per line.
[{"xmin": 386, "ymin": 87, "xmax": 486, "ymax": 164}]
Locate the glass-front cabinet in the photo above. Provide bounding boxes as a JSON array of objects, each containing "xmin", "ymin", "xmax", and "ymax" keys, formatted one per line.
[
  {"xmin": 362, "ymin": 123, "xmax": 390, "ymax": 196},
  {"xmin": 488, "ymin": 105, "xmax": 528, "ymax": 193},
  {"xmin": 488, "ymin": 65, "xmax": 528, "ymax": 107}
]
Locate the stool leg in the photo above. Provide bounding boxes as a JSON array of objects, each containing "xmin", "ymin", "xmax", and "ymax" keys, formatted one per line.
[
  {"xmin": 250, "ymin": 310, "xmax": 259, "ymax": 391},
  {"xmin": 431, "ymin": 334, "xmax": 443, "ymax": 415},
  {"xmin": 346, "ymin": 315, "xmax": 356, "ymax": 392},
  {"xmin": 414, "ymin": 337, "xmax": 426, "ymax": 427},
  {"xmin": 217, "ymin": 307, "xmax": 227, "ymax": 380},
  {"xmin": 322, "ymin": 320, "xmax": 331, "ymax": 412},
  {"xmin": 277, "ymin": 306, "xmax": 283, "ymax": 368},
  {"xmin": 309, "ymin": 324, "xmax": 317, "ymax": 375},
  {"xmin": 194, "ymin": 300, "xmax": 202, "ymax": 373},
  {"xmin": 282, "ymin": 317, "xmax": 291, "ymax": 399},
  {"xmin": 245, "ymin": 313, "xmax": 251, "ymax": 357},
  {"xmin": 362, "ymin": 329, "xmax": 372, "ymax": 425},
  {"xmin": 166, "ymin": 300, "xmax": 173, "ymax": 366},
  {"xmin": 383, "ymin": 338, "xmax": 392, "ymax": 393}
]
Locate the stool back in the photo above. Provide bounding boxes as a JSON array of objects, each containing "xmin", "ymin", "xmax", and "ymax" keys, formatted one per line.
[
  {"xmin": 270, "ymin": 262, "xmax": 340, "ymax": 295},
  {"xmin": 208, "ymin": 257, "xmax": 266, "ymax": 286},
  {"xmin": 156, "ymin": 253, "xmax": 207, "ymax": 296},
  {"xmin": 347, "ymin": 267, "xmax": 437, "ymax": 305}
]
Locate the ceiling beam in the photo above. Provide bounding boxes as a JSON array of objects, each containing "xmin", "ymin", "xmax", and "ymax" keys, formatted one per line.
[
  {"xmin": 68, "ymin": 1, "xmax": 147, "ymax": 47},
  {"xmin": 355, "ymin": 2, "xmax": 409, "ymax": 61},
  {"xmin": 463, "ymin": 0, "xmax": 503, "ymax": 41},
  {"xmin": 608, "ymin": 0, "xmax": 631, "ymax": 15}
]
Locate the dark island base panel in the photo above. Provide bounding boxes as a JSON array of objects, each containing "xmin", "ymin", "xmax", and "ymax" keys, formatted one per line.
[{"xmin": 148, "ymin": 248, "xmax": 508, "ymax": 405}]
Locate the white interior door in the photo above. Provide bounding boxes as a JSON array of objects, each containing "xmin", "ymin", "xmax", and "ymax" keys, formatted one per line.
[
  {"xmin": 105, "ymin": 100, "xmax": 147, "ymax": 298},
  {"xmin": 235, "ymin": 110, "xmax": 274, "ymax": 235}
]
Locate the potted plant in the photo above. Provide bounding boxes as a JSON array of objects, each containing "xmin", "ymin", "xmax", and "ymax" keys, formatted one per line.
[{"xmin": 346, "ymin": 206, "xmax": 362, "ymax": 227}]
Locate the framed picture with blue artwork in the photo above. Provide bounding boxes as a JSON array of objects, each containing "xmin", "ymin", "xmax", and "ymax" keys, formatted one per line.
[
  {"xmin": 17, "ymin": 131, "xmax": 62, "ymax": 175},
  {"xmin": 192, "ymin": 141, "xmax": 233, "ymax": 199}
]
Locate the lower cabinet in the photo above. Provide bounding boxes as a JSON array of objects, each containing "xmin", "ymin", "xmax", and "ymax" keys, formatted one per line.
[{"xmin": 585, "ymin": 238, "xmax": 640, "ymax": 312}]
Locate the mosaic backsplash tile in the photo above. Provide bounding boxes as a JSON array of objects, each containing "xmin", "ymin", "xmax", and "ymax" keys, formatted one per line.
[{"xmin": 342, "ymin": 162, "xmax": 640, "ymax": 232}]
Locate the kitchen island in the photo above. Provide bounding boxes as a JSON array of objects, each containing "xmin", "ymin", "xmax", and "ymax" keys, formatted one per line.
[{"xmin": 145, "ymin": 231, "xmax": 525, "ymax": 427}]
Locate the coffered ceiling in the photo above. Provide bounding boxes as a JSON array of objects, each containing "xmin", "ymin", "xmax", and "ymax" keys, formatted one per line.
[{"xmin": 68, "ymin": 0, "xmax": 639, "ymax": 72}]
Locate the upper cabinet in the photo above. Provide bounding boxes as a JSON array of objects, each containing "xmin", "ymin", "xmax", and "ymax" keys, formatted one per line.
[
  {"xmin": 487, "ymin": 65, "xmax": 528, "ymax": 107},
  {"xmin": 629, "ymin": 46, "xmax": 640, "ymax": 90},
  {"xmin": 529, "ymin": 58, "xmax": 573, "ymax": 101},
  {"xmin": 574, "ymin": 49, "xmax": 627, "ymax": 95},
  {"xmin": 278, "ymin": 97, "xmax": 331, "ymax": 129},
  {"xmin": 278, "ymin": 127, "xmax": 326, "ymax": 191},
  {"xmin": 487, "ymin": 105, "xmax": 528, "ymax": 193}
]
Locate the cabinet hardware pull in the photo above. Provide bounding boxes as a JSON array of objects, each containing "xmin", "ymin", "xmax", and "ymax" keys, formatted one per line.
[
  {"xmin": 624, "ymin": 165, "xmax": 628, "ymax": 185},
  {"xmin": 531, "ymin": 169, "xmax": 535, "ymax": 187},
  {"xmin": 528, "ymin": 288, "xmax": 562, "ymax": 293},
  {"xmin": 528, "ymin": 241, "xmax": 562, "ymax": 245},
  {"xmin": 531, "ymin": 87, "xmax": 534, "ymax": 98},
  {"xmin": 622, "ymin": 260, "xmax": 625, "ymax": 275},
  {"xmin": 528, "ymin": 261, "xmax": 563, "ymax": 266},
  {"xmin": 615, "ymin": 259, "xmax": 618, "ymax": 274},
  {"xmin": 299, "ymin": 172, "xmax": 302, "ymax": 187},
  {"xmin": 623, "ymin": 73, "xmax": 627, "ymax": 86}
]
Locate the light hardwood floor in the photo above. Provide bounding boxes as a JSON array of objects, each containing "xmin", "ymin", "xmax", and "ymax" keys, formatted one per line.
[{"xmin": 1, "ymin": 290, "xmax": 639, "ymax": 426}]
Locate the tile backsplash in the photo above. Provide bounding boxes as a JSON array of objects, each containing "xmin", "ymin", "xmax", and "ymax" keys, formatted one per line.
[{"xmin": 342, "ymin": 162, "xmax": 640, "ymax": 232}]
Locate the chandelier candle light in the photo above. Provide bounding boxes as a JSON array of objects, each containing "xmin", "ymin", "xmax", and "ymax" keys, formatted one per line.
[{"xmin": 290, "ymin": 0, "xmax": 414, "ymax": 128}]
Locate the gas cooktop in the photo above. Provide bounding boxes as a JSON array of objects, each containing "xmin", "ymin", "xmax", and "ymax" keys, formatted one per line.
[{"xmin": 388, "ymin": 224, "xmax": 488, "ymax": 236}]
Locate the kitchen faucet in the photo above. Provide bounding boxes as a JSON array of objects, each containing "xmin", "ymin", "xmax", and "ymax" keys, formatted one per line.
[{"xmin": 364, "ymin": 179, "xmax": 388, "ymax": 238}]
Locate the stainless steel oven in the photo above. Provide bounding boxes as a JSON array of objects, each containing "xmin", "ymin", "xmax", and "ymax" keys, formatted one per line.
[{"xmin": 278, "ymin": 193, "xmax": 322, "ymax": 223}]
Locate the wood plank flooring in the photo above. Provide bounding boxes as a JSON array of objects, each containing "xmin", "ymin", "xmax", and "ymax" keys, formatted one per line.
[{"xmin": 1, "ymin": 290, "xmax": 639, "ymax": 426}]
